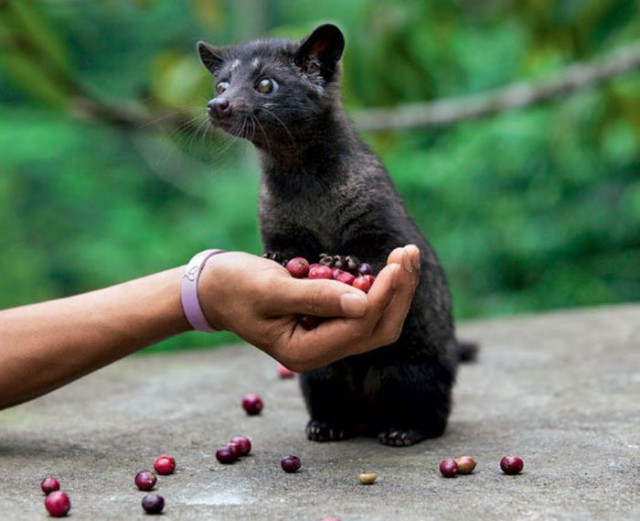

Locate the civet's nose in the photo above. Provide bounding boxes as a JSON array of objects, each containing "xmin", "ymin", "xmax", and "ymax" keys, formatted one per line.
[{"xmin": 207, "ymin": 97, "xmax": 232, "ymax": 118}]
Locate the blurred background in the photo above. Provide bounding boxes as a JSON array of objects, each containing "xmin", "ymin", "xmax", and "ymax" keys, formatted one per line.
[{"xmin": 1, "ymin": 0, "xmax": 638, "ymax": 352}]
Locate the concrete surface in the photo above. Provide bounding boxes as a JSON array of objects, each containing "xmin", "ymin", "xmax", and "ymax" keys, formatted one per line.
[{"xmin": 1, "ymin": 304, "xmax": 638, "ymax": 520}]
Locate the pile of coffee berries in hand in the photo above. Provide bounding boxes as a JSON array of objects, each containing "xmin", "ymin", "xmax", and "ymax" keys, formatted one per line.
[
  {"xmin": 285, "ymin": 254, "xmax": 375, "ymax": 290},
  {"xmin": 271, "ymin": 253, "xmax": 376, "ymax": 330}
]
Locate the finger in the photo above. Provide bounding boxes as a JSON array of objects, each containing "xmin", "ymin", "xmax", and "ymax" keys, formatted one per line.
[
  {"xmin": 259, "ymin": 276, "xmax": 368, "ymax": 318},
  {"xmin": 368, "ymin": 257, "xmax": 419, "ymax": 344}
]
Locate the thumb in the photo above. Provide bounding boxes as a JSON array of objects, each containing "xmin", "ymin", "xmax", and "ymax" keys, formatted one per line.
[{"xmin": 261, "ymin": 276, "xmax": 368, "ymax": 318}]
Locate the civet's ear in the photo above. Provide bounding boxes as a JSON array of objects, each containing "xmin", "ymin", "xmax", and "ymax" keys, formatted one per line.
[
  {"xmin": 295, "ymin": 24, "xmax": 345, "ymax": 81},
  {"xmin": 197, "ymin": 41, "xmax": 227, "ymax": 74}
]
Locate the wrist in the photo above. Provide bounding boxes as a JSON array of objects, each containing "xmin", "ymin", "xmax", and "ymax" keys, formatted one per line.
[{"xmin": 180, "ymin": 249, "xmax": 226, "ymax": 333}]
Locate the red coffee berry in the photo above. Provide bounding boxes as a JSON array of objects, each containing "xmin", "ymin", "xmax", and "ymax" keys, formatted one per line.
[
  {"xmin": 308, "ymin": 264, "xmax": 333, "ymax": 279},
  {"xmin": 216, "ymin": 446, "xmax": 238, "ymax": 464},
  {"xmin": 241, "ymin": 393, "xmax": 264, "ymax": 415},
  {"xmin": 298, "ymin": 315, "xmax": 322, "ymax": 330},
  {"xmin": 439, "ymin": 459, "xmax": 458, "ymax": 478},
  {"xmin": 500, "ymin": 456, "xmax": 524, "ymax": 475},
  {"xmin": 134, "ymin": 470, "xmax": 157, "ymax": 491},
  {"xmin": 153, "ymin": 455, "xmax": 176, "ymax": 475},
  {"xmin": 280, "ymin": 455, "xmax": 302, "ymax": 473},
  {"xmin": 286, "ymin": 257, "xmax": 310, "ymax": 278},
  {"xmin": 277, "ymin": 363, "xmax": 296, "ymax": 378},
  {"xmin": 141, "ymin": 493, "xmax": 165, "ymax": 515},
  {"xmin": 228, "ymin": 436, "xmax": 252, "ymax": 456},
  {"xmin": 40, "ymin": 477, "xmax": 60, "ymax": 495},
  {"xmin": 352, "ymin": 275, "xmax": 375, "ymax": 293},
  {"xmin": 333, "ymin": 270, "xmax": 356, "ymax": 285},
  {"xmin": 454, "ymin": 456, "xmax": 477, "ymax": 475},
  {"xmin": 44, "ymin": 491, "xmax": 71, "ymax": 517},
  {"xmin": 356, "ymin": 262, "xmax": 373, "ymax": 276}
]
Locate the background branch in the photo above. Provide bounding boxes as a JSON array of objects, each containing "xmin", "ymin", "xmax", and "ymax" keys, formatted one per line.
[{"xmin": 353, "ymin": 40, "xmax": 640, "ymax": 131}]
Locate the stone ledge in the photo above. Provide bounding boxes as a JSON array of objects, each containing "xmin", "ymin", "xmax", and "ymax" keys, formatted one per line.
[{"xmin": 1, "ymin": 304, "xmax": 638, "ymax": 520}]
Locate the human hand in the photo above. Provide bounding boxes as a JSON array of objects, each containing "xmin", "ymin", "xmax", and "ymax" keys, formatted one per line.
[{"xmin": 197, "ymin": 245, "xmax": 420, "ymax": 371}]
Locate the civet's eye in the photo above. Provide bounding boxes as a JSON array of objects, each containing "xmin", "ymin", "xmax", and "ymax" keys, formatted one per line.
[
  {"xmin": 256, "ymin": 78, "xmax": 278, "ymax": 94},
  {"xmin": 215, "ymin": 81, "xmax": 230, "ymax": 95}
]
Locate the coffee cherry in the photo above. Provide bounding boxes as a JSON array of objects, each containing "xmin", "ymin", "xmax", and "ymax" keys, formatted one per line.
[
  {"xmin": 286, "ymin": 257, "xmax": 310, "ymax": 278},
  {"xmin": 500, "ymin": 456, "xmax": 524, "ymax": 475},
  {"xmin": 153, "ymin": 455, "xmax": 176, "ymax": 475},
  {"xmin": 134, "ymin": 470, "xmax": 157, "ymax": 491},
  {"xmin": 216, "ymin": 446, "xmax": 238, "ymax": 464},
  {"xmin": 40, "ymin": 477, "xmax": 60, "ymax": 495},
  {"xmin": 358, "ymin": 472, "xmax": 377, "ymax": 484},
  {"xmin": 44, "ymin": 491, "xmax": 71, "ymax": 517},
  {"xmin": 241, "ymin": 393, "xmax": 264, "ymax": 415},
  {"xmin": 454, "ymin": 456, "xmax": 477, "ymax": 475},
  {"xmin": 352, "ymin": 275, "xmax": 375, "ymax": 293},
  {"xmin": 439, "ymin": 459, "xmax": 458, "ymax": 478},
  {"xmin": 141, "ymin": 493, "xmax": 165, "ymax": 515},
  {"xmin": 298, "ymin": 315, "xmax": 322, "ymax": 330},
  {"xmin": 277, "ymin": 363, "xmax": 296, "ymax": 378},
  {"xmin": 280, "ymin": 455, "xmax": 301, "ymax": 473},
  {"xmin": 308, "ymin": 264, "xmax": 333, "ymax": 279},
  {"xmin": 356, "ymin": 262, "xmax": 373, "ymax": 276},
  {"xmin": 344, "ymin": 255, "xmax": 360, "ymax": 272},
  {"xmin": 228, "ymin": 436, "xmax": 252, "ymax": 456},
  {"xmin": 333, "ymin": 269, "xmax": 356, "ymax": 285}
]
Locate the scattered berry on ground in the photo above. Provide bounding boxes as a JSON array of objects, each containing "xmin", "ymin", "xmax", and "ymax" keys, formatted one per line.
[
  {"xmin": 134, "ymin": 470, "xmax": 157, "ymax": 491},
  {"xmin": 215, "ymin": 446, "xmax": 238, "ymax": 464},
  {"xmin": 358, "ymin": 472, "xmax": 377, "ymax": 484},
  {"xmin": 454, "ymin": 456, "xmax": 477, "ymax": 475},
  {"xmin": 241, "ymin": 393, "xmax": 264, "ymax": 415},
  {"xmin": 280, "ymin": 455, "xmax": 302, "ymax": 473},
  {"xmin": 40, "ymin": 477, "xmax": 60, "ymax": 495},
  {"xmin": 500, "ymin": 456, "xmax": 524, "ymax": 475},
  {"xmin": 141, "ymin": 493, "xmax": 165, "ymax": 515},
  {"xmin": 439, "ymin": 459, "xmax": 458, "ymax": 478},
  {"xmin": 277, "ymin": 363, "xmax": 297, "ymax": 378},
  {"xmin": 153, "ymin": 455, "xmax": 176, "ymax": 475},
  {"xmin": 44, "ymin": 491, "xmax": 71, "ymax": 517},
  {"xmin": 228, "ymin": 436, "xmax": 252, "ymax": 456}
]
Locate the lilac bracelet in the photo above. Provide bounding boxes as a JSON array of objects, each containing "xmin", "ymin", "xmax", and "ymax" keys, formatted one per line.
[{"xmin": 181, "ymin": 249, "xmax": 226, "ymax": 333}]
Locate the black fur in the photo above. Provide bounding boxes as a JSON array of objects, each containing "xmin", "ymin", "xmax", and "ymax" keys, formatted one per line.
[{"xmin": 198, "ymin": 24, "xmax": 471, "ymax": 446}]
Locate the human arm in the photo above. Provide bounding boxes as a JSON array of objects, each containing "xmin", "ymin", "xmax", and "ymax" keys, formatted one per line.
[{"xmin": 0, "ymin": 245, "xmax": 419, "ymax": 409}]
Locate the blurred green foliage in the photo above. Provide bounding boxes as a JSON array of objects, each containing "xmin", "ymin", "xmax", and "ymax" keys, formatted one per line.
[{"xmin": 0, "ymin": 0, "xmax": 638, "ymax": 351}]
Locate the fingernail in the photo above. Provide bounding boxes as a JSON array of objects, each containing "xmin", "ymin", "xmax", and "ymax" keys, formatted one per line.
[
  {"xmin": 409, "ymin": 245, "xmax": 420, "ymax": 271},
  {"xmin": 340, "ymin": 293, "xmax": 367, "ymax": 317},
  {"xmin": 402, "ymin": 250, "xmax": 414, "ymax": 273}
]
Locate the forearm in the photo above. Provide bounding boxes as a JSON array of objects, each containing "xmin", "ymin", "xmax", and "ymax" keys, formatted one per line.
[{"xmin": 0, "ymin": 267, "xmax": 190, "ymax": 409}]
